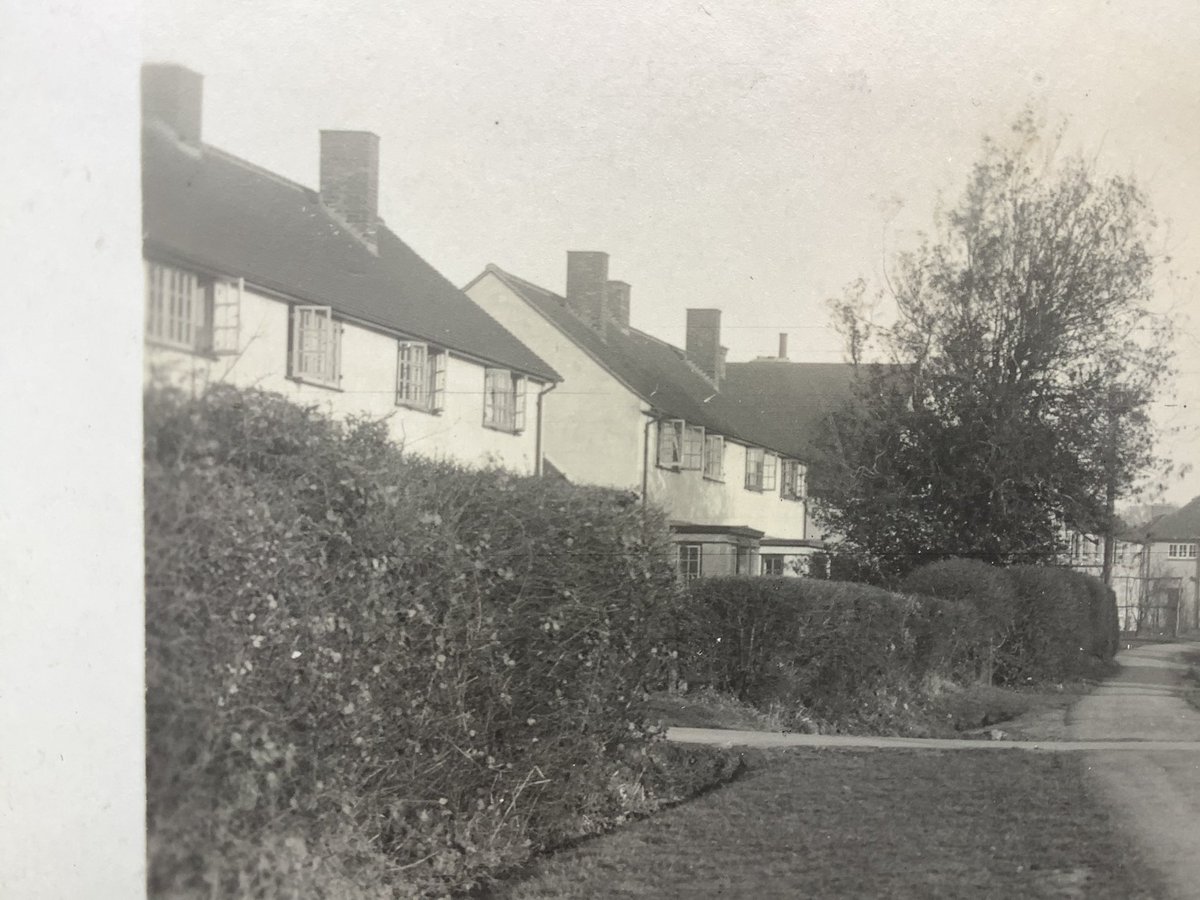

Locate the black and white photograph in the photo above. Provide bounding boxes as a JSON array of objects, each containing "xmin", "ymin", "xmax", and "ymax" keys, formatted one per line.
[{"xmin": 5, "ymin": 2, "xmax": 1200, "ymax": 897}]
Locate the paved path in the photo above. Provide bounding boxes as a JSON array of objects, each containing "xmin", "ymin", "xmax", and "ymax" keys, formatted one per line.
[{"xmin": 1070, "ymin": 642, "xmax": 1200, "ymax": 900}]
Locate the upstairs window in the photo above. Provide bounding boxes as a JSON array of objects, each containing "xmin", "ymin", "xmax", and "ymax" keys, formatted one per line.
[
  {"xmin": 657, "ymin": 419, "xmax": 684, "ymax": 469},
  {"xmin": 780, "ymin": 459, "xmax": 807, "ymax": 501},
  {"xmin": 396, "ymin": 341, "xmax": 447, "ymax": 413},
  {"xmin": 290, "ymin": 305, "xmax": 342, "ymax": 388},
  {"xmin": 144, "ymin": 261, "xmax": 241, "ymax": 354},
  {"xmin": 1168, "ymin": 543, "xmax": 1198, "ymax": 560},
  {"xmin": 678, "ymin": 544, "xmax": 702, "ymax": 582},
  {"xmin": 484, "ymin": 368, "xmax": 526, "ymax": 433},
  {"xmin": 745, "ymin": 447, "xmax": 778, "ymax": 492},
  {"xmin": 703, "ymin": 434, "xmax": 725, "ymax": 481},
  {"xmin": 682, "ymin": 425, "xmax": 705, "ymax": 470}
]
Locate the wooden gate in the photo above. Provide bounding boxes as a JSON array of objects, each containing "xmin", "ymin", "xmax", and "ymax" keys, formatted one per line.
[{"xmin": 1114, "ymin": 575, "xmax": 1183, "ymax": 638}]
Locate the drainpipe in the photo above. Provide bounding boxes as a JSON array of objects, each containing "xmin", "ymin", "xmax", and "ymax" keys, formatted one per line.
[
  {"xmin": 642, "ymin": 415, "xmax": 655, "ymax": 506},
  {"xmin": 534, "ymin": 380, "xmax": 557, "ymax": 477}
]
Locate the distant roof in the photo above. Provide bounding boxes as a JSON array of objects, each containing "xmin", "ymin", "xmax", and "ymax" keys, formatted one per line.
[
  {"xmin": 721, "ymin": 360, "xmax": 859, "ymax": 463},
  {"xmin": 142, "ymin": 125, "xmax": 558, "ymax": 382},
  {"xmin": 1130, "ymin": 495, "xmax": 1200, "ymax": 542},
  {"xmin": 480, "ymin": 265, "xmax": 857, "ymax": 460}
]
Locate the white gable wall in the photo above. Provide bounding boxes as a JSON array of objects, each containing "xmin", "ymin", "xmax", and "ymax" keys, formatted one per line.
[
  {"xmin": 465, "ymin": 271, "xmax": 646, "ymax": 489},
  {"xmin": 145, "ymin": 274, "xmax": 540, "ymax": 473}
]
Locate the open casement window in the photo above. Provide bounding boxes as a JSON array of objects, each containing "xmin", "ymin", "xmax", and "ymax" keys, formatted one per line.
[
  {"xmin": 210, "ymin": 278, "xmax": 242, "ymax": 354},
  {"xmin": 682, "ymin": 425, "xmax": 705, "ymax": 470},
  {"xmin": 396, "ymin": 342, "xmax": 447, "ymax": 412},
  {"xmin": 678, "ymin": 544, "xmax": 702, "ymax": 582},
  {"xmin": 290, "ymin": 305, "xmax": 342, "ymax": 388},
  {"xmin": 484, "ymin": 368, "xmax": 526, "ymax": 433},
  {"xmin": 657, "ymin": 419, "xmax": 684, "ymax": 469},
  {"xmin": 703, "ymin": 434, "xmax": 725, "ymax": 481},
  {"xmin": 145, "ymin": 261, "xmax": 243, "ymax": 354},
  {"xmin": 780, "ymin": 459, "xmax": 807, "ymax": 501},
  {"xmin": 745, "ymin": 448, "xmax": 778, "ymax": 491}
]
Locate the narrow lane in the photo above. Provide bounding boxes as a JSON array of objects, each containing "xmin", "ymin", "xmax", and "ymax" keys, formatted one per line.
[{"xmin": 1071, "ymin": 642, "xmax": 1200, "ymax": 900}]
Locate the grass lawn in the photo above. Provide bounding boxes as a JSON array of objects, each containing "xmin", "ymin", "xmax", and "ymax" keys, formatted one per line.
[{"xmin": 487, "ymin": 747, "xmax": 1161, "ymax": 899}]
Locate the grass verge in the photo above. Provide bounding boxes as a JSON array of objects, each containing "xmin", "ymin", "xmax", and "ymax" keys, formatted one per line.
[
  {"xmin": 642, "ymin": 674, "xmax": 1108, "ymax": 740},
  {"xmin": 487, "ymin": 748, "xmax": 1162, "ymax": 899}
]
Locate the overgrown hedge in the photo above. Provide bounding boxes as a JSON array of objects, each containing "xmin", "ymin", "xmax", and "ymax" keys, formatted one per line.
[{"xmin": 145, "ymin": 384, "xmax": 700, "ymax": 897}]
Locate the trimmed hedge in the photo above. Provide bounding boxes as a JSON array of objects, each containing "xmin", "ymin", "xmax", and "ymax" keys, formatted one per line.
[
  {"xmin": 903, "ymin": 559, "xmax": 1119, "ymax": 684},
  {"xmin": 678, "ymin": 577, "xmax": 982, "ymax": 726},
  {"xmin": 144, "ymin": 384, "xmax": 692, "ymax": 897}
]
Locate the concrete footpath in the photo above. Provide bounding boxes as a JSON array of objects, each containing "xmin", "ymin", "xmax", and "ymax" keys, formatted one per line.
[
  {"xmin": 668, "ymin": 642, "xmax": 1200, "ymax": 899},
  {"xmin": 1070, "ymin": 642, "xmax": 1200, "ymax": 900}
]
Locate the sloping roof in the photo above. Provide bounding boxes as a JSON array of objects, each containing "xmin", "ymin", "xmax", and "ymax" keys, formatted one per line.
[
  {"xmin": 482, "ymin": 265, "xmax": 856, "ymax": 460},
  {"xmin": 142, "ymin": 125, "xmax": 558, "ymax": 382},
  {"xmin": 1133, "ymin": 496, "xmax": 1200, "ymax": 542},
  {"xmin": 721, "ymin": 361, "xmax": 858, "ymax": 462}
]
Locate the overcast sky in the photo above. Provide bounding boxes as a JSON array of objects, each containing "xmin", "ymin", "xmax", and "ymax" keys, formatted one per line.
[{"xmin": 144, "ymin": 0, "xmax": 1199, "ymax": 505}]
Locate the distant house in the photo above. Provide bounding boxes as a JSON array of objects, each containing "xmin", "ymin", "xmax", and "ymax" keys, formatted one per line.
[
  {"xmin": 465, "ymin": 254, "xmax": 846, "ymax": 577},
  {"xmin": 141, "ymin": 64, "xmax": 559, "ymax": 474},
  {"xmin": 1065, "ymin": 496, "xmax": 1200, "ymax": 635},
  {"xmin": 1124, "ymin": 498, "xmax": 1200, "ymax": 635}
]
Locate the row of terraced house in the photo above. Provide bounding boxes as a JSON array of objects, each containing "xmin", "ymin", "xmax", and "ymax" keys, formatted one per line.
[{"xmin": 142, "ymin": 63, "xmax": 852, "ymax": 578}]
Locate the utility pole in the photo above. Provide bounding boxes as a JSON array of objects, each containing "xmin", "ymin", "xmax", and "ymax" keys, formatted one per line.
[{"xmin": 1101, "ymin": 386, "xmax": 1120, "ymax": 588}]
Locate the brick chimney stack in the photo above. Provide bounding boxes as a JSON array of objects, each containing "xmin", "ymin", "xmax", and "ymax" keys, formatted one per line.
[
  {"xmin": 320, "ymin": 130, "xmax": 380, "ymax": 253},
  {"xmin": 605, "ymin": 280, "xmax": 631, "ymax": 332},
  {"xmin": 565, "ymin": 251, "xmax": 609, "ymax": 332},
  {"xmin": 141, "ymin": 63, "xmax": 203, "ymax": 144},
  {"xmin": 686, "ymin": 308, "xmax": 726, "ymax": 387}
]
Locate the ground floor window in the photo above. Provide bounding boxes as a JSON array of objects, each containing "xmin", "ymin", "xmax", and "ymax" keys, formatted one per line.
[
  {"xmin": 678, "ymin": 543, "xmax": 702, "ymax": 581},
  {"xmin": 761, "ymin": 554, "xmax": 785, "ymax": 576}
]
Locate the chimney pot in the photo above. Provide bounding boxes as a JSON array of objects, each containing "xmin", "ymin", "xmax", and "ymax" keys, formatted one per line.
[
  {"xmin": 565, "ymin": 251, "xmax": 609, "ymax": 332},
  {"xmin": 320, "ymin": 130, "xmax": 380, "ymax": 252},
  {"xmin": 686, "ymin": 308, "xmax": 724, "ymax": 387},
  {"xmin": 779, "ymin": 332, "xmax": 788, "ymax": 360},
  {"xmin": 141, "ymin": 63, "xmax": 203, "ymax": 144}
]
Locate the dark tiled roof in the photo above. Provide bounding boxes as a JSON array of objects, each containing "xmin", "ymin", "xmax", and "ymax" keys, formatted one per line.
[
  {"xmin": 1131, "ymin": 496, "xmax": 1200, "ymax": 542},
  {"xmin": 142, "ymin": 125, "xmax": 558, "ymax": 382},
  {"xmin": 483, "ymin": 266, "xmax": 856, "ymax": 461},
  {"xmin": 721, "ymin": 360, "xmax": 859, "ymax": 462}
]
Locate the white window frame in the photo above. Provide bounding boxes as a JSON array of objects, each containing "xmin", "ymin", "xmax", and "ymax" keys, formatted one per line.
[
  {"xmin": 145, "ymin": 262, "xmax": 243, "ymax": 355},
  {"xmin": 682, "ymin": 424, "xmax": 705, "ymax": 471},
  {"xmin": 484, "ymin": 368, "xmax": 526, "ymax": 433},
  {"xmin": 780, "ymin": 459, "xmax": 807, "ymax": 501},
  {"xmin": 745, "ymin": 448, "xmax": 778, "ymax": 492},
  {"xmin": 761, "ymin": 554, "xmax": 785, "ymax": 576},
  {"xmin": 290, "ymin": 305, "xmax": 342, "ymax": 388},
  {"xmin": 1168, "ymin": 543, "xmax": 1198, "ymax": 560},
  {"xmin": 396, "ymin": 341, "xmax": 446, "ymax": 413},
  {"xmin": 678, "ymin": 543, "xmax": 702, "ymax": 582},
  {"xmin": 703, "ymin": 434, "xmax": 725, "ymax": 481},
  {"xmin": 657, "ymin": 419, "xmax": 684, "ymax": 469}
]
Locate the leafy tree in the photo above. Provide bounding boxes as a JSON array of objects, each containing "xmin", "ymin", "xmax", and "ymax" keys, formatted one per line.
[{"xmin": 818, "ymin": 113, "xmax": 1173, "ymax": 584}]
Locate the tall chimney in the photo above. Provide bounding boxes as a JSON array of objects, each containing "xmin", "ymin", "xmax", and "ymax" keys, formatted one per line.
[
  {"xmin": 605, "ymin": 280, "xmax": 631, "ymax": 332},
  {"xmin": 565, "ymin": 251, "xmax": 609, "ymax": 331},
  {"xmin": 686, "ymin": 308, "xmax": 725, "ymax": 387},
  {"xmin": 141, "ymin": 63, "xmax": 203, "ymax": 144},
  {"xmin": 320, "ymin": 130, "xmax": 380, "ymax": 252},
  {"xmin": 779, "ymin": 332, "xmax": 789, "ymax": 360}
]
